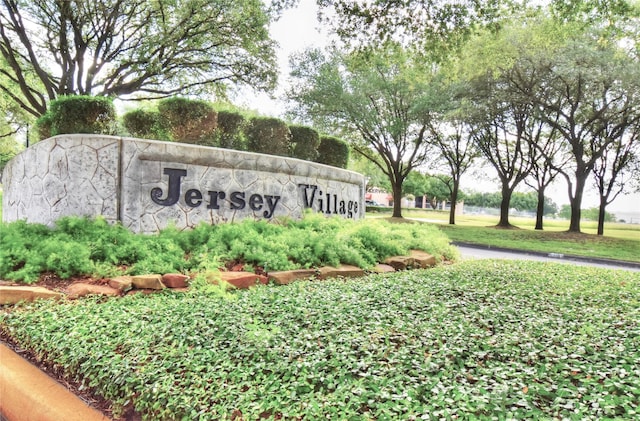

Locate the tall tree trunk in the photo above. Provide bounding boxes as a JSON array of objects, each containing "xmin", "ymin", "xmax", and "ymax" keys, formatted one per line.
[
  {"xmin": 568, "ymin": 176, "xmax": 586, "ymax": 233},
  {"xmin": 597, "ymin": 201, "xmax": 606, "ymax": 236},
  {"xmin": 497, "ymin": 183, "xmax": 512, "ymax": 228},
  {"xmin": 449, "ymin": 182, "xmax": 459, "ymax": 225},
  {"xmin": 391, "ymin": 181, "xmax": 403, "ymax": 218},
  {"xmin": 534, "ymin": 188, "xmax": 545, "ymax": 230},
  {"xmin": 568, "ymin": 197, "xmax": 582, "ymax": 232}
]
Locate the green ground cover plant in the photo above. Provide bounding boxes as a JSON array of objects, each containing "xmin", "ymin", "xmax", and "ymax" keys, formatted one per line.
[
  {"xmin": 0, "ymin": 213, "xmax": 457, "ymax": 283},
  {"xmin": 1, "ymin": 260, "xmax": 638, "ymax": 420}
]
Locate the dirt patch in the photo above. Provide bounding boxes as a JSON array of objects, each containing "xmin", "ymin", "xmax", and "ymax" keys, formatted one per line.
[
  {"xmin": 381, "ymin": 217, "xmax": 419, "ymax": 224},
  {"xmin": 1, "ymin": 273, "xmax": 110, "ymax": 292},
  {"xmin": 486, "ymin": 224, "xmax": 522, "ymax": 230}
]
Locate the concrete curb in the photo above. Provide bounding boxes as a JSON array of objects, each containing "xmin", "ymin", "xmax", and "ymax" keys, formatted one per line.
[
  {"xmin": 451, "ymin": 241, "xmax": 640, "ymax": 270},
  {"xmin": 0, "ymin": 343, "xmax": 110, "ymax": 421}
]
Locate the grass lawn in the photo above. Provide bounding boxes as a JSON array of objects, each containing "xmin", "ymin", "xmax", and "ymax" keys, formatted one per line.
[
  {"xmin": 370, "ymin": 208, "xmax": 640, "ymax": 264},
  {"xmin": 2, "ymin": 260, "xmax": 639, "ymax": 420}
]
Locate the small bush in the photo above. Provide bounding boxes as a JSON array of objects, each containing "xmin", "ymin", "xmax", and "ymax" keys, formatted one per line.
[
  {"xmin": 289, "ymin": 125, "xmax": 320, "ymax": 161},
  {"xmin": 34, "ymin": 113, "xmax": 53, "ymax": 140},
  {"xmin": 245, "ymin": 117, "xmax": 291, "ymax": 157},
  {"xmin": 214, "ymin": 110, "xmax": 248, "ymax": 150},
  {"xmin": 316, "ymin": 135, "xmax": 349, "ymax": 168},
  {"xmin": 39, "ymin": 95, "xmax": 117, "ymax": 138},
  {"xmin": 157, "ymin": 97, "xmax": 217, "ymax": 145},
  {"xmin": 122, "ymin": 109, "xmax": 166, "ymax": 140}
]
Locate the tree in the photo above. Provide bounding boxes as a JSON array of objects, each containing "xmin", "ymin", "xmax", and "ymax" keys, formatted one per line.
[
  {"xmin": 629, "ymin": 154, "xmax": 640, "ymax": 195},
  {"xmin": 549, "ymin": 0, "xmax": 639, "ymax": 31},
  {"xmin": 509, "ymin": 191, "xmax": 537, "ymax": 214},
  {"xmin": 0, "ymin": 0, "xmax": 279, "ymax": 117},
  {"xmin": 0, "ymin": 134, "xmax": 20, "ymax": 178},
  {"xmin": 524, "ymin": 127, "xmax": 565, "ymax": 230},
  {"xmin": 464, "ymin": 191, "xmax": 502, "ymax": 208},
  {"xmin": 464, "ymin": 68, "xmax": 538, "ymax": 228},
  {"xmin": 427, "ymin": 128, "xmax": 477, "ymax": 224},
  {"xmin": 287, "ymin": 45, "xmax": 437, "ymax": 218},
  {"xmin": 592, "ymin": 129, "xmax": 640, "ymax": 235},
  {"xmin": 424, "ymin": 82, "xmax": 479, "ymax": 224},
  {"xmin": 512, "ymin": 28, "xmax": 640, "ymax": 233},
  {"xmin": 402, "ymin": 171, "xmax": 430, "ymax": 202},
  {"xmin": 350, "ymin": 155, "xmax": 391, "ymax": 193},
  {"xmin": 449, "ymin": 17, "xmax": 555, "ymax": 229},
  {"xmin": 454, "ymin": 6, "xmax": 640, "ymax": 233},
  {"xmin": 581, "ymin": 207, "xmax": 616, "ymax": 223},
  {"xmin": 425, "ymin": 174, "xmax": 456, "ymax": 209},
  {"xmin": 0, "ymin": 56, "xmax": 33, "ymax": 142}
]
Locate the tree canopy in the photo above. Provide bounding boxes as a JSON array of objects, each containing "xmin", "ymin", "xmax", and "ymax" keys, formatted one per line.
[
  {"xmin": 315, "ymin": 0, "xmax": 507, "ymax": 56},
  {"xmin": 287, "ymin": 45, "xmax": 439, "ymax": 218},
  {"xmin": 511, "ymin": 25, "xmax": 640, "ymax": 233},
  {"xmin": 0, "ymin": 0, "xmax": 280, "ymax": 117},
  {"xmin": 446, "ymin": 5, "xmax": 640, "ymax": 233}
]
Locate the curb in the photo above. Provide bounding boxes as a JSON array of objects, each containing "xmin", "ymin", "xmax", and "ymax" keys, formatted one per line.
[
  {"xmin": 451, "ymin": 241, "xmax": 640, "ymax": 270},
  {"xmin": 0, "ymin": 343, "xmax": 110, "ymax": 421}
]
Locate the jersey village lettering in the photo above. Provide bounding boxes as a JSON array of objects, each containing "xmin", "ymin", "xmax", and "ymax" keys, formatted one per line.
[
  {"xmin": 151, "ymin": 168, "xmax": 359, "ymax": 219},
  {"xmin": 2, "ymin": 135, "xmax": 365, "ymax": 233},
  {"xmin": 151, "ymin": 168, "xmax": 281, "ymax": 218},
  {"xmin": 298, "ymin": 184, "xmax": 359, "ymax": 218}
]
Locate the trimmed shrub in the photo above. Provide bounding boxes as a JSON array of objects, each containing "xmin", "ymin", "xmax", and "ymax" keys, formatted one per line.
[
  {"xmin": 214, "ymin": 110, "xmax": 248, "ymax": 150},
  {"xmin": 34, "ymin": 113, "xmax": 53, "ymax": 140},
  {"xmin": 245, "ymin": 117, "xmax": 291, "ymax": 157},
  {"xmin": 157, "ymin": 97, "xmax": 217, "ymax": 145},
  {"xmin": 37, "ymin": 95, "xmax": 117, "ymax": 138},
  {"xmin": 289, "ymin": 125, "xmax": 320, "ymax": 161},
  {"xmin": 316, "ymin": 135, "xmax": 349, "ymax": 168},
  {"xmin": 122, "ymin": 109, "xmax": 166, "ymax": 140}
]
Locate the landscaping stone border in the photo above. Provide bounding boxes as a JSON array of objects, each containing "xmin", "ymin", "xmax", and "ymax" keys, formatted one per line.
[{"xmin": 0, "ymin": 250, "xmax": 438, "ymax": 305}]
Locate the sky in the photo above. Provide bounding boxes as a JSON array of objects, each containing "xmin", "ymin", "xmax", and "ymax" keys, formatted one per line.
[
  {"xmin": 234, "ymin": 0, "xmax": 326, "ymax": 116},
  {"xmin": 239, "ymin": 0, "xmax": 640, "ymax": 219}
]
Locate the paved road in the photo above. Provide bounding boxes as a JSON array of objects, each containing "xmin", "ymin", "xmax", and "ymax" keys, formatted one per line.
[{"xmin": 454, "ymin": 243, "xmax": 640, "ymax": 272}]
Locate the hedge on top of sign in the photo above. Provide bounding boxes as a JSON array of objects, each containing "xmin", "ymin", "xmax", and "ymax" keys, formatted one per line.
[{"xmin": 35, "ymin": 95, "xmax": 350, "ymax": 169}]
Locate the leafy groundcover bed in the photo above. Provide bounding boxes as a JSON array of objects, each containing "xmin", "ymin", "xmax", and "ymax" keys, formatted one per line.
[{"xmin": 2, "ymin": 260, "xmax": 639, "ymax": 420}]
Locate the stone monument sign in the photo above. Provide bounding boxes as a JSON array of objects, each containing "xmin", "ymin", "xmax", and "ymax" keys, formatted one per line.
[{"xmin": 2, "ymin": 135, "xmax": 365, "ymax": 233}]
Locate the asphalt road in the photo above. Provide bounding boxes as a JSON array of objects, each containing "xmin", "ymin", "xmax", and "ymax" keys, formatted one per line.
[{"xmin": 454, "ymin": 243, "xmax": 640, "ymax": 272}]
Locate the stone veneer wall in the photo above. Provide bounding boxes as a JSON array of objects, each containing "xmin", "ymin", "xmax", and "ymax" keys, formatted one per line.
[{"xmin": 2, "ymin": 135, "xmax": 365, "ymax": 233}]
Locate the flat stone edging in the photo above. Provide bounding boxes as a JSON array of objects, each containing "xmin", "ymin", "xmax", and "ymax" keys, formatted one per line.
[
  {"xmin": 0, "ymin": 343, "xmax": 110, "ymax": 421},
  {"xmin": 0, "ymin": 251, "xmax": 440, "ymax": 305}
]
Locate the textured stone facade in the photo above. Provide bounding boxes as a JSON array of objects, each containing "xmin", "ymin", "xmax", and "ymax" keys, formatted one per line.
[{"xmin": 2, "ymin": 135, "xmax": 365, "ymax": 233}]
